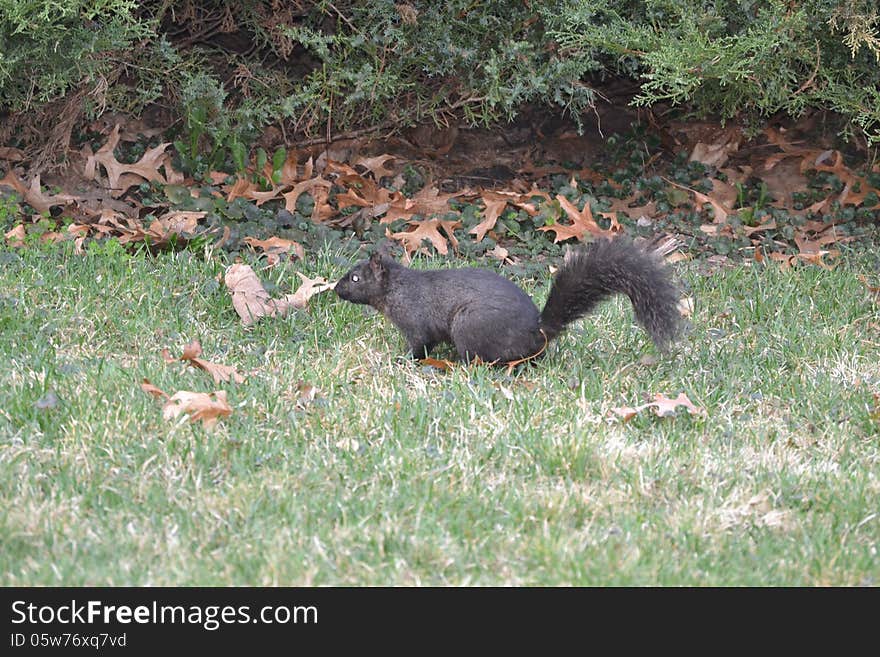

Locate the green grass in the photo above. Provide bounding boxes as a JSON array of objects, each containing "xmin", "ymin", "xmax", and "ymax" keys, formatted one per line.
[{"xmin": 1, "ymin": 238, "xmax": 879, "ymax": 585}]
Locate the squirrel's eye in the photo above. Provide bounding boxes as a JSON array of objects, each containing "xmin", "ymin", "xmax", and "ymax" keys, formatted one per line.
[{"xmin": 351, "ymin": 274, "xmax": 360, "ymax": 283}]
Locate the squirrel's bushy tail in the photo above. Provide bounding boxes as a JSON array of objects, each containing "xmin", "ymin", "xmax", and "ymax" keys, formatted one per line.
[{"xmin": 539, "ymin": 236, "xmax": 682, "ymax": 349}]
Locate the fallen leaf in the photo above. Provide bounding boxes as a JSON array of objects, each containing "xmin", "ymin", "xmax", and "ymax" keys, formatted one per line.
[
  {"xmin": 243, "ymin": 236, "xmax": 305, "ymax": 261},
  {"xmin": 4, "ymin": 224, "xmax": 25, "ymax": 247},
  {"xmin": 689, "ymin": 127, "xmax": 742, "ymax": 168},
  {"xmin": 389, "ymin": 218, "xmax": 461, "ymax": 257},
  {"xmin": 538, "ymin": 194, "xmax": 619, "ymax": 243},
  {"xmin": 692, "ymin": 189, "xmax": 732, "ymax": 223},
  {"xmin": 743, "ymin": 219, "xmax": 778, "ymax": 236},
  {"xmin": 162, "ymin": 390, "xmax": 232, "ymax": 429},
  {"xmin": 287, "ymin": 380, "xmax": 324, "ymax": 411},
  {"xmin": 225, "ymin": 263, "xmax": 334, "ymax": 326},
  {"xmin": 382, "ymin": 185, "xmax": 462, "ymax": 224},
  {"xmin": 289, "ymin": 272, "xmax": 336, "ymax": 308},
  {"xmin": 648, "ymin": 393, "xmax": 705, "ymax": 417},
  {"xmin": 3, "ymin": 173, "xmax": 79, "ymax": 214},
  {"xmin": 141, "ymin": 378, "xmax": 169, "ymax": 399},
  {"xmin": 419, "ymin": 357, "xmax": 455, "ymax": 371},
  {"xmin": 487, "ymin": 244, "xmax": 510, "ymax": 262},
  {"xmin": 163, "ymin": 339, "xmax": 245, "ymax": 384},
  {"xmin": 354, "ymin": 153, "xmax": 396, "ymax": 180},
  {"xmin": 470, "ymin": 191, "xmax": 509, "ymax": 241},
  {"xmin": 610, "ymin": 392, "xmax": 705, "ymax": 421},
  {"xmin": 85, "ymin": 125, "xmax": 170, "ymax": 197}
]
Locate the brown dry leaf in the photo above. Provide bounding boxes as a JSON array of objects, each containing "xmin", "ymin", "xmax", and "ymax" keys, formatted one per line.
[
  {"xmin": 382, "ymin": 185, "xmax": 462, "ymax": 224},
  {"xmin": 287, "ymin": 380, "xmax": 324, "ymax": 411},
  {"xmin": 225, "ymin": 177, "xmax": 285, "ymax": 205},
  {"xmin": 419, "ymin": 357, "xmax": 455, "ymax": 371},
  {"xmin": 605, "ymin": 197, "xmax": 657, "ymax": 221},
  {"xmin": 610, "ymin": 405, "xmax": 640, "ymax": 421},
  {"xmin": 289, "ymin": 272, "xmax": 336, "ymax": 308},
  {"xmin": 470, "ymin": 191, "xmax": 510, "ymax": 241},
  {"xmin": 4, "ymin": 224, "xmax": 25, "ymax": 247},
  {"xmin": 538, "ymin": 194, "xmax": 617, "ymax": 243},
  {"xmin": 86, "ymin": 124, "xmax": 170, "ymax": 197},
  {"xmin": 225, "ymin": 264, "xmax": 333, "ymax": 326},
  {"xmin": 354, "ymin": 154, "xmax": 396, "ymax": 180},
  {"xmin": 26, "ymin": 175, "xmax": 78, "ymax": 213},
  {"xmin": 162, "ymin": 390, "xmax": 232, "ymax": 429},
  {"xmin": 648, "ymin": 393, "xmax": 704, "ymax": 417},
  {"xmin": 759, "ymin": 157, "xmax": 809, "ymax": 211},
  {"xmin": 487, "ymin": 244, "xmax": 510, "ymax": 262},
  {"xmin": 225, "ymin": 263, "xmax": 297, "ymax": 326},
  {"xmin": 699, "ymin": 223, "xmax": 734, "ymax": 237},
  {"xmin": 767, "ymin": 251, "xmax": 796, "ymax": 269},
  {"xmin": 243, "ymin": 236, "xmax": 305, "ymax": 261},
  {"xmin": 692, "ymin": 188, "xmax": 732, "ymax": 224},
  {"xmin": 858, "ymin": 274, "xmax": 880, "ymax": 301},
  {"xmin": 163, "ymin": 339, "xmax": 245, "ymax": 384},
  {"xmin": 610, "ymin": 392, "xmax": 705, "ymax": 422},
  {"xmin": 282, "ymin": 177, "xmax": 332, "ymax": 215},
  {"xmin": 0, "ymin": 169, "xmax": 27, "ymax": 196},
  {"xmin": 1, "ymin": 172, "xmax": 79, "ymax": 214},
  {"xmin": 147, "ymin": 211, "xmax": 206, "ymax": 241},
  {"xmin": 140, "ymin": 378, "xmax": 169, "ymax": 399},
  {"xmin": 389, "ymin": 217, "xmax": 461, "ymax": 257},
  {"xmin": 208, "ymin": 171, "xmax": 230, "ymax": 185},
  {"xmin": 689, "ymin": 127, "xmax": 742, "ymax": 168},
  {"xmin": 743, "ymin": 220, "xmax": 777, "ymax": 236}
]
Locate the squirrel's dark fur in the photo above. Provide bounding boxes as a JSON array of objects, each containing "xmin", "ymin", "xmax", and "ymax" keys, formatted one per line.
[{"xmin": 335, "ymin": 236, "xmax": 682, "ymax": 362}]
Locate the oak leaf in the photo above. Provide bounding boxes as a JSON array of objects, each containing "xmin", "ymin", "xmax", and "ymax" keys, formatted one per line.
[
  {"xmin": 389, "ymin": 218, "xmax": 461, "ymax": 257},
  {"xmin": 243, "ymin": 236, "xmax": 305, "ymax": 262},
  {"xmin": 85, "ymin": 125, "xmax": 170, "ymax": 197},
  {"xmin": 611, "ymin": 393, "xmax": 705, "ymax": 421},
  {"xmin": 381, "ymin": 185, "xmax": 462, "ymax": 224},
  {"xmin": 162, "ymin": 339, "xmax": 245, "ymax": 384},
  {"xmin": 353, "ymin": 153, "xmax": 396, "ymax": 180},
  {"xmin": 225, "ymin": 263, "xmax": 334, "ymax": 326},
  {"xmin": 162, "ymin": 390, "xmax": 232, "ymax": 429},
  {"xmin": 470, "ymin": 191, "xmax": 510, "ymax": 241},
  {"xmin": 539, "ymin": 194, "xmax": 618, "ymax": 243}
]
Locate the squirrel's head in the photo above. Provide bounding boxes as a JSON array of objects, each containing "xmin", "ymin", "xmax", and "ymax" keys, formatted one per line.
[{"xmin": 335, "ymin": 252, "xmax": 391, "ymax": 306}]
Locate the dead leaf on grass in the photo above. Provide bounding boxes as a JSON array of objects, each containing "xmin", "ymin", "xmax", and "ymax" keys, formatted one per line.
[
  {"xmin": 162, "ymin": 339, "xmax": 245, "ymax": 384},
  {"xmin": 225, "ymin": 263, "xmax": 334, "ymax": 326},
  {"xmin": 4, "ymin": 224, "xmax": 25, "ymax": 247},
  {"xmin": 161, "ymin": 389, "xmax": 233, "ymax": 429},
  {"xmin": 140, "ymin": 378, "xmax": 169, "ymax": 399},
  {"xmin": 381, "ymin": 185, "xmax": 462, "ymax": 224},
  {"xmin": 610, "ymin": 392, "xmax": 705, "ymax": 422}
]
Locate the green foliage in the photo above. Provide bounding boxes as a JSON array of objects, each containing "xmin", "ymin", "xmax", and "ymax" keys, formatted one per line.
[
  {"xmin": 3, "ymin": 0, "xmax": 880, "ymax": 163},
  {"xmin": 172, "ymin": 71, "xmax": 273, "ymax": 175},
  {"xmin": 548, "ymin": 0, "xmax": 880, "ymax": 144},
  {"xmin": 0, "ymin": 0, "xmax": 152, "ymax": 112},
  {"xmin": 275, "ymin": 1, "xmax": 600, "ymax": 133}
]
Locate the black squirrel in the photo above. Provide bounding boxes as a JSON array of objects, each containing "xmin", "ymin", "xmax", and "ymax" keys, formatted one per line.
[{"xmin": 334, "ymin": 236, "xmax": 682, "ymax": 363}]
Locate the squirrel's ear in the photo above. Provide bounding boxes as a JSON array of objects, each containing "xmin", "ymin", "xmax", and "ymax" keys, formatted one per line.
[{"xmin": 369, "ymin": 252, "xmax": 387, "ymax": 277}]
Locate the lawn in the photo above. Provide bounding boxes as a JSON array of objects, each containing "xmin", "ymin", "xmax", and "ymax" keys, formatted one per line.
[{"xmin": 1, "ymin": 238, "xmax": 878, "ymax": 585}]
